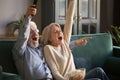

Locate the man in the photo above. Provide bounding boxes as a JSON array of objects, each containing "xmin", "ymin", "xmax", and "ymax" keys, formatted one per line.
[{"xmin": 12, "ymin": 4, "xmax": 52, "ymax": 80}]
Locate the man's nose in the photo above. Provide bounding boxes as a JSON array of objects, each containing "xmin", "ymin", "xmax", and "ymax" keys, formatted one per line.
[
  {"xmin": 31, "ymin": 29, "xmax": 39, "ymax": 34},
  {"xmin": 33, "ymin": 29, "xmax": 39, "ymax": 32},
  {"xmin": 34, "ymin": 31, "xmax": 38, "ymax": 34}
]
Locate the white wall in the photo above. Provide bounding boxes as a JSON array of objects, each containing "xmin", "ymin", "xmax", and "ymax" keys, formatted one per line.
[{"xmin": 0, "ymin": 0, "xmax": 32, "ymax": 36}]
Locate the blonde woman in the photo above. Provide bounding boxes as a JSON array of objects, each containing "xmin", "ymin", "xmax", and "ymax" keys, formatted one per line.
[{"xmin": 42, "ymin": 0, "xmax": 110, "ymax": 80}]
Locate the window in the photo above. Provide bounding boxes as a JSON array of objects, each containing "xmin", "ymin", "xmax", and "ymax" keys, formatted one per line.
[
  {"xmin": 55, "ymin": 0, "xmax": 100, "ymax": 34},
  {"xmin": 55, "ymin": 0, "xmax": 68, "ymax": 24}
]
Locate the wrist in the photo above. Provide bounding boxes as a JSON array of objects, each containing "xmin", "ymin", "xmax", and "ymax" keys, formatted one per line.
[
  {"xmin": 75, "ymin": 40, "xmax": 81, "ymax": 46},
  {"xmin": 24, "ymin": 14, "xmax": 31, "ymax": 19}
]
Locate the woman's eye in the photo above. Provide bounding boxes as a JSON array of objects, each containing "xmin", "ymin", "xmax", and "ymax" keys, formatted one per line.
[
  {"xmin": 54, "ymin": 30, "xmax": 61, "ymax": 33},
  {"xmin": 54, "ymin": 31, "xmax": 58, "ymax": 33}
]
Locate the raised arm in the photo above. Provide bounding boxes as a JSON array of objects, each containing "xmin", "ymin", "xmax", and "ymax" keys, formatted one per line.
[
  {"xmin": 64, "ymin": 0, "xmax": 76, "ymax": 43},
  {"xmin": 13, "ymin": 4, "xmax": 37, "ymax": 56}
]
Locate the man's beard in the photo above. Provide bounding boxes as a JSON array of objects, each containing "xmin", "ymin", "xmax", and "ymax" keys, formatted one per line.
[{"xmin": 28, "ymin": 42, "xmax": 39, "ymax": 48}]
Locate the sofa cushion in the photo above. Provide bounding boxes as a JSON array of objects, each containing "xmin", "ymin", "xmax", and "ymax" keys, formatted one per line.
[
  {"xmin": 2, "ymin": 72, "xmax": 22, "ymax": 80},
  {"xmin": 0, "ymin": 40, "xmax": 17, "ymax": 73},
  {"xmin": 0, "ymin": 66, "xmax": 2, "ymax": 80},
  {"xmin": 74, "ymin": 57, "xmax": 92, "ymax": 71},
  {"xmin": 71, "ymin": 33, "xmax": 113, "ymax": 71}
]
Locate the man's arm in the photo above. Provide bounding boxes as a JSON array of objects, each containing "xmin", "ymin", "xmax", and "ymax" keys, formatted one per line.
[{"xmin": 12, "ymin": 4, "xmax": 37, "ymax": 56}]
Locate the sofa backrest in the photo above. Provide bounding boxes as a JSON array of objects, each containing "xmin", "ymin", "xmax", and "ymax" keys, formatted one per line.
[
  {"xmin": 71, "ymin": 33, "xmax": 113, "ymax": 72},
  {"xmin": 0, "ymin": 40, "xmax": 17, "ymax": 74},
  {"xmin": 0, "ymin": 33, "xmax": 113, "ymax": 74}
]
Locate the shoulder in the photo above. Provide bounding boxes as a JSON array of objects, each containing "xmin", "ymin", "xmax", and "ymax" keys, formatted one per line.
[
  {"xmin": 44, "ymin": 45, "xmax": 51, "ymax": 49},
  {"xmin": 44, "ymin": 45, "xmax": 53, "ymax": 52},
  {"xmin": 43, "ymin": 45, "xmax": 54, "ymax": 57}
]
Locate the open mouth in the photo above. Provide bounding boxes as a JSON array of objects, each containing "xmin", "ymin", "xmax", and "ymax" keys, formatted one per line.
[
  {"xmin": 32, "ymin": 37, "xmax": 37, "ymax": 41},
  {"xmin": 58, "ymin": 36, "xmax": 62, "ymax": 40}
]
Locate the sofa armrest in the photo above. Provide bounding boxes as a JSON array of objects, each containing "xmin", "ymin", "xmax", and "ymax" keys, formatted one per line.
[
  {"xmin": 0, "ymin": 66, "xmax": 2, "ymax": 80},
  {"xmin": 104, "ymin": 57, "xmax": 120, "ymax": 76},
  {"xmin": 2, "ymin": 72, "xmax": 22, "ymax": 80},
  {"xmin": 113, "ymin": 46, "xmax": 120, "ymax": 57}
]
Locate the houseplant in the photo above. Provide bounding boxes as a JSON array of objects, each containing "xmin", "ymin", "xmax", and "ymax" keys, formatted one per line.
[
  {"xmin": 110, "ymin": 25, "xmax": 120, "ymax": 46},
  {"xmin": 6, "ymin": 15, "xmax": 24, "ymax": 36}
]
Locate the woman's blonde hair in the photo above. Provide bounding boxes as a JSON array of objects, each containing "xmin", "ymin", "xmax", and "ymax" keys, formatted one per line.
[{"xmin": 42, "ymin": 23, "xmax": 61, "ymax": 45}]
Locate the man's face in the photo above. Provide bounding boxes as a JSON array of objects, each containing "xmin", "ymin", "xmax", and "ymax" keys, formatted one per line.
[
  {"xmin": 49, "ymin": 25, "xmax": 64, "ymax": 46},
  {"xmin": 28, "ymin": 22, "xmax": 39, "ymax": 48}
]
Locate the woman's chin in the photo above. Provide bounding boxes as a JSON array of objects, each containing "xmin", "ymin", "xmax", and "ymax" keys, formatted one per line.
[{"xmin": 58, "ymin": 40, "xmax": 63, "ymax": 45}]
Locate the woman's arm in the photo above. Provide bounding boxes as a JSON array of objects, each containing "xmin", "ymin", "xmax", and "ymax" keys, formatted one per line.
[
  {"xmin": 64, "ymin": 0, "xmax": 76, "ymax": 43},
  {"xmin": 69, "ymin": 37, "xmax": 92, "ymax": 49}
]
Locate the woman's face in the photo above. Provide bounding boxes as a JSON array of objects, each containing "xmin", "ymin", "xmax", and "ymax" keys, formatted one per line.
[{"xmin": 49, "ymin": 25, "xmax": 64, "ymax": 46}]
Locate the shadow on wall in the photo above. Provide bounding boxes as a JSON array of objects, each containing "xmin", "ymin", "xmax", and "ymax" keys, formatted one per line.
[{"xmin": 0, "ymin": 0, "xmax": 30, "ymax": 36}]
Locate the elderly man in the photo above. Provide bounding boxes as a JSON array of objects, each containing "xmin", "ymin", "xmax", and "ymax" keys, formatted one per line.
[{"xmin": 12, "ymin": 4, "xmax": 53, "ymax": 80}]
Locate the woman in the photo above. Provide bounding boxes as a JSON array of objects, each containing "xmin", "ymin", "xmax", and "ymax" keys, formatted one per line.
[
  {"xmin": 42, "ymin": 0, "xmax": 109, "ymax": 80},
  {"xmin": 42, "ymin": 23, "xmax": 87, "ymax": 80},
  {"xmin": 42, "ymin": 0, "xmax": 81, "ymax": 79}
]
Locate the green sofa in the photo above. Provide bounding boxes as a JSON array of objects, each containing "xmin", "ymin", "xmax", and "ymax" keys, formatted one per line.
[
  {"xmin": 71, "ymin": 33, "xmax": 120, "ymax": 80},
  {"xmin": 0, "ymin": 39, "xmax": 22, "ymax": 80},
  {"xmin": 0, "ymin": 33, "xmax": 120, "ymax": 80}
]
